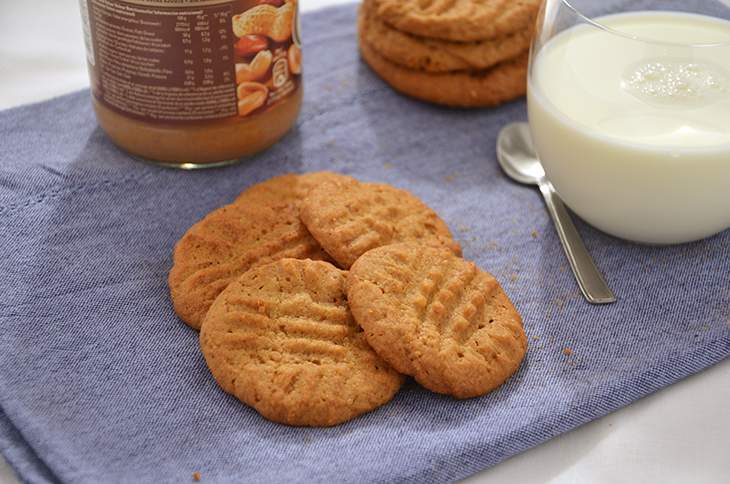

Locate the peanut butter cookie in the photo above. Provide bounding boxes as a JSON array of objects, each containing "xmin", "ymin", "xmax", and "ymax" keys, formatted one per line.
[
  {"xmin": 359, "ymin": 0, "xmax": 532, "ymax": 73},
  {"xmin": 170, "ymin": 172, "xmax": 351, "ymax": 330},
  {"xmin": 360, "ymin": 39, "xmax": 528, "ymax": 107},
  {"xmin": 347, "ymin": 243, "xmax": 527, "ymax": 399},
  {"xmin": 200, "ymin": 258, "xmax": 403, "ymax": 426},
  {"xmin": 373, "ymin": 0, "xmax": 541, "ymax": 42},
  {"xmin": 235, "ymin": 171, "xmax": 353, "ymax": 206},
  {"xmin": 300, "ymin": 178, "xmax": 461, "ymax": 269}
]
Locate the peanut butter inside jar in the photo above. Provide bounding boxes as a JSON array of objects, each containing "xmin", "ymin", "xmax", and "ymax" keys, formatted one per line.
[{"xmin": 80, "ymin": 0, "xmax": 302, "ymax": 169}]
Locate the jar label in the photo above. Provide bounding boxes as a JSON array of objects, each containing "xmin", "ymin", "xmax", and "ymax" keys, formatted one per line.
[{"xmin": 83, "ymin": 0, "xmax": 301, "ymax": 123}]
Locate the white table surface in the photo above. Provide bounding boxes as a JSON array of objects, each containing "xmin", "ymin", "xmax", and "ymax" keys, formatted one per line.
[{"xmin": 1, "ymin": 1, "xmax": 728, "ymax": 483}]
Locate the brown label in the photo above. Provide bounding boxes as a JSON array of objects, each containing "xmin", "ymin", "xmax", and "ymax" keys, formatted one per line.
[{"xmin": 84, "ymin": 0, "xmax": 301, "ymax": 123}]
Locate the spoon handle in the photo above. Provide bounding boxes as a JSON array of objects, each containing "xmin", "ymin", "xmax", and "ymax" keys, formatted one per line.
[{"xmin": 538, "ymin": 181, "xmax": 616, "ymax": 304}]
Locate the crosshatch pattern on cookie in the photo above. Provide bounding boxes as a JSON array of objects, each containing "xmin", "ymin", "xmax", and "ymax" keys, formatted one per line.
[
  {"xmin": 169, "ymin": 202, "xmax": 331, "ymax": 330},
  {"xmin": 359, "ymin": 0, "xmax": 532, "ymax": 72},
  {"xmin": 170, "ymin": 172, "xmax": 352, "ymax": 330},
  {"xmin": 348, "ymin": 243, "xmax": 527, "ymax": 399},
  {"xmin": 300, "ymin": 179, "xmax": 461, "ymax": 269},
  {"xmin": 373, "ymin": 0, "xmax": 541, "ymax": 42},
  {"xmin": 200, "ymin": 258, "xmax": 403, "ymax": 427},
  {"xmin": 234, "ymin": 171, "xmax": 354, "ymax": 206}
]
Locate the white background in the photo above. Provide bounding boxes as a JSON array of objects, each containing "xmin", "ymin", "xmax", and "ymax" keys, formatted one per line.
[{"xmin": 0, "ymin": 1, "xmax": 728, "ymax": 482}]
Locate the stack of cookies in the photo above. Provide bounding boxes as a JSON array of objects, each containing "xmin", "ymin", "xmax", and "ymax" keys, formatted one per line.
[
  {"xmin": 169, "ymin": 172, "xmax": 527, "ymax": 427},
  {"xmin": 358, "ymin": 0, "xmax": 540, "ymax": 107}
]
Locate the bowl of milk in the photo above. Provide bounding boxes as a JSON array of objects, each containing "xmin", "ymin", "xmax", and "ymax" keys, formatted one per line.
[{"xmin": 527, "ymin": 0, "xmax": 730, "ymax": 244}]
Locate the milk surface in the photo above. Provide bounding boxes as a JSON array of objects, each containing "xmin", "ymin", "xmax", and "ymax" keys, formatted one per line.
[{"xmin": 528, "ymin": 11, "xmax": 730, "ymax": 244}]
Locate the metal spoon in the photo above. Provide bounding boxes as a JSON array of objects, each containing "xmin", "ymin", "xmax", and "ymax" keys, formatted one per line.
[{"xmin": 497, "ymin": 122, "xmax": 616, "ymax": 304}]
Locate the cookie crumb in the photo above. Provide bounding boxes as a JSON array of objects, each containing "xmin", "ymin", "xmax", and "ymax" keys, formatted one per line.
[
  {"xmin": 444, "ymin": 174, "xmax": 456, "ymax": 183},
  {"xmin": 192, "ymin": 472, "xmax": 201, "ymax": 481},
  {"xmin": 562, "ymin": 347, "xmax": 572, "ymax": 356},
  {"xmin": 457, "ymin": 225, "xmax": 470, "ymax": 233},
  {"xmin": 531, "ymin": 229, "xmax": 539, "ymax": 239},
  {"xmin": 483, "ymin": 241, "xmax": 499, "ymax": 252},
  {"xmin": 383, "ymin": 162, "xmax": 394, "ymax": 170},
  {"xmin": 532, "ymin": 335, "xmax": 540, "ymax": 341},
  {"xmin": 509, "ymin": 273, "xmax": 518, "ymax": 283}
]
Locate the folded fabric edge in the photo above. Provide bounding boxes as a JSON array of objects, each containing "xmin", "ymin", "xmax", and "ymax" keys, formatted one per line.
[
  {"xmin": 404, "ymin": 337, "xmax": 730, "ymax": 482},
  {"xmin": 0, "ymin": 407, "xmax": 59, "ymax": 484}
]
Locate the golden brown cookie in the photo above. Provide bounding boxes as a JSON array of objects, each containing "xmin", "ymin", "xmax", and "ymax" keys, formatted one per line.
[
  {"xmin": 373, "ymin": 0, "xmax": 541, "ymax": 42},
  {"xmin": 360, "ymin": 39, "xmax": 528, "ymax": 107},
  {"xmin": 200, "ymin": 258, "xmax": 403, "ymax": 426},
  {"xmin": 235, "ymin": 171, "xmax": 353, "ymax": 206},
  {"xmin": 347, "ymin": 243, "xmax": 527, "ymax": 399},
  {"xmin": 170, "ymin": 172, "xmax": 351, "ymax": 330},
  {"xmin": 359, "ymin": 0, "xmax": 532, "ymax": 73},
  {"xmin": 300, "ymin": 178, "xmax": 461, "ymax": 269}
]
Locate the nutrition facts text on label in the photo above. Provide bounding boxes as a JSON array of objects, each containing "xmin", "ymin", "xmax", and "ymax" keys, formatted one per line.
[{"xmin": 88, "ymin": 0, "xmax": 238, "ymax": 121}]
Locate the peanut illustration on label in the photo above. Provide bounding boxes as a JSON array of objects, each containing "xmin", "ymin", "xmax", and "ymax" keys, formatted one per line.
[
  {"xmin": 288, "ymin": 44, "xmax": 301, "ymax": 75},
  {"xmin": 232, "ymin": 0, "xmax": 299, "ymax": 117},
  {"xmin": 236, "ymin": 50, "xmax": 273, "ymax": 83},
  {"xmin": 232, "ymin": 0, "xmax": 295, "ymax": 42},
  {"xmin": 234, "ymin": 35, "xmax": 269, "ymax": 57},
  {"xmin": 237, "ymin": 82, "xmax": 269, "ymax": 116}
]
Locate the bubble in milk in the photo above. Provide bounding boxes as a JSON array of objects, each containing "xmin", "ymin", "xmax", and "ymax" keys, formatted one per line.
[{"xmin": 622, "ymin": 59, "xmax": 729, "ymax": 107}]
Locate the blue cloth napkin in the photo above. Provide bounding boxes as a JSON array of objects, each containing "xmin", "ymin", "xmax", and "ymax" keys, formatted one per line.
[{"xmin": 1, "ymin": 3, "xmax": 729, "ymax": 483}]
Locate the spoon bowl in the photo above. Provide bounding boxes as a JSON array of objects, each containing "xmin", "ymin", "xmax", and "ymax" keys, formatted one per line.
[{"xmin": 497, "ymin": 122, "xmax": 545, "ymax": 185}]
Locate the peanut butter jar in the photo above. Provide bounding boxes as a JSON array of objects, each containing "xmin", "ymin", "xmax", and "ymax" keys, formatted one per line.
[{"xmin": 79, "ymin": 0, "xmax": 302, "ymax": 169}]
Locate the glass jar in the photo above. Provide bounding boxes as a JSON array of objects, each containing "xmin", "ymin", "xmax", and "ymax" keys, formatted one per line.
[{"xmin": 78, "ymin": 0, "xmax": 302, "ymax": 169}]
